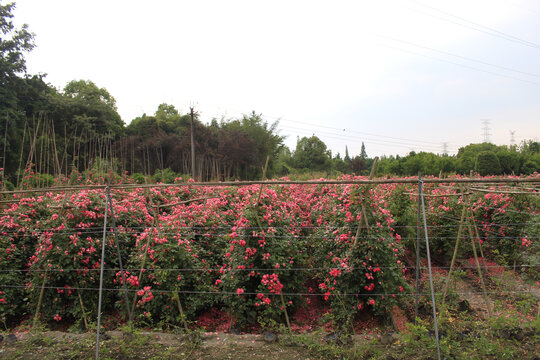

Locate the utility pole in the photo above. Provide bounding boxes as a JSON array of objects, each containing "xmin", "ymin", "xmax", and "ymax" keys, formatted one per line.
[{"xmin": 190, "ymin": 106, "xmax": 196, "ymax": 180}]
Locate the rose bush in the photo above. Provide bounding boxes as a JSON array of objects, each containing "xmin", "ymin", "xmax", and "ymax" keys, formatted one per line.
[{"xmin": 0, "ymin": 174, "xmax": 537, "ymax": 331}]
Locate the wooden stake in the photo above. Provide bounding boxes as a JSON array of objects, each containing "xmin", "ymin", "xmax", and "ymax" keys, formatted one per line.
[
  {"xmin": 174, "ymin": 290, "xmax": 190, "ymax": 332},
  {"xmin": 466, "ymin": 209, "xmax": 493, "ymax": 318},
  {"xmin": 352, "ymin": 157, "xmax": 378, "ymax": 246},
  {"xmin": 16, "ymin": 121, "xmax": 27, "ymax": 188},
  {"xmin": 33, "ymin": 269, "xmax": 48, "ymax": 330},
  {"xmin": 252, "ymin": 156, "xmax": 292, "ymax": 332},
  {"xmin": 442, "ymin": 190, "xmax": 467, "ymax": 303},
  {"xmin": 130, "ymin": 196, "xmax": 156, "ymax": 317},
  {"xmin": 279, "ymin": 293, "xmax": 291, "ymax": 330},
  {"xmin": 77, "ymin": 289, "xmax": 89, "ymax": 330}
]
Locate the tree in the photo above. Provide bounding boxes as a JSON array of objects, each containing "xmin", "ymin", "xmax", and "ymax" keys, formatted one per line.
[
  {"xmin": 0, "ymin": 2, "xmax": 38, "ymax": 180},
  {"xmin": 475, "ymin": 151, "xmax": 501, "ymax": 176},
  {"xmin": 439, "ymin": 155, "xmax": 456, "ymax": 174},
  {"xmin": 496, "ymin": 148, "xmax": 520, "ymax": 175},
  {"xmin": 344, "ymin": 145, "xmax": 351, "ymax": 163},
  {"xmin": 0, "ymin": 2, "xmax": 35, "ymax": 84},
  {"xmin": 62, "ymin": 80, "xmax": 124, "ymax": 137},
  {"xmin": 219, "ymin": 112, "xmax": 283, "ymax": 179},
  {"xmin": 292, "ymin": 135, "xmax": 332, "ymax": 172},
  {"xmin": 154, "ymin": 103, "xmax": 190, "ymax": 133},
  {"xmin": 456, "ymin": 142, "xmax": 500, "ymax": 174},
  {"xmin": 360, "ymin": 142, "xmax": 367, "ymax": 160}
]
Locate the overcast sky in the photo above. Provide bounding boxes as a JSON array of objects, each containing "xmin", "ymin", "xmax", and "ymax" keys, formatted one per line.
[{"xmin": 12, "ymin": 0, "xmax": 540, "ymax": 157}]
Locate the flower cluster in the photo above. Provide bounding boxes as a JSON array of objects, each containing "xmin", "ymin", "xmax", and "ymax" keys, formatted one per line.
[{"xmin": 0, "ymin": 173, "xmax": 537, "ymax": 330}]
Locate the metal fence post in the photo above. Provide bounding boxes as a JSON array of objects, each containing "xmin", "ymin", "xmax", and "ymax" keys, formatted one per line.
[
  {"xmin": 95, "ymin": 183, "xmax": 110, "ymax": 360},
  {"xmin": 419, "ymin": 176, "xmax": 442, "ymax": 360}
]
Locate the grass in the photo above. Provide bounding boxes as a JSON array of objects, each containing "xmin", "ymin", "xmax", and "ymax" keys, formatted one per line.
[
  {"xmin": 1, "ymin": 312, "xmax": 538, "ymax": 360},
  {"xmin": 1, "ymin": 268, "xmax": 538, "ymax": 359}
]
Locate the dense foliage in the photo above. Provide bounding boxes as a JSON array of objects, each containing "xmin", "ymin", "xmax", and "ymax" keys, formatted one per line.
[
  {"xmin": 0, "ymin": 175, "xmax": 537, "ymax": 332},
  {"xmin": 1, "ymin": 3, "xmax": 539, "ymax": 187},
  {"xmin": 376, "ymin": 142, "xmax": 540, "ymax": 177}
]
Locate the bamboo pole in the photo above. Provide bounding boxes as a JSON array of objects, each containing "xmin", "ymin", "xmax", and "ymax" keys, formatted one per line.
[
  {"xmin": 470, "ymin": 215, "xmax": 488, "ymax": 269},
  {"xmin": 251, "ymin": 156, "xmax": 293, "ymax": 331},
  {"xmin": 353, "ymin": 157, "xmax": 378, "ymax": 246},
  {"xmin": 32, "ymin": 269, "xmax": 48, "ymax": 330},
  {"xmin": 174, "ymin": 290, "xmax": 190, "ymax": 332},
  {"xmin": 130, "ymin": 189, "xmax": 156, "ymax": 317},
  {"xmin": 16, "ymin": 121, "xmax": 27, "ymax": 188},
  {"xmin": 441, "ymin": 201, "xmax": 467, "ymax": 303},
  {"xmin": 107, "ymin": 186, "xmax": 133, "ymax": 332},
  {"xmin": 26, "ymin": 114, "xmax": 41, "ymax": 170},
  {"xmin": 466, "ymin": 208, "xmax": 493, "ymax": 318},
  {"xmin": 77, "ymin": 289, "xmax": 89, "ymax": 330}
]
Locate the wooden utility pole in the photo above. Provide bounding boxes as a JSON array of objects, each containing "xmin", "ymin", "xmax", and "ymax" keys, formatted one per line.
[{"xmin": 190, "ymin": 106, "xmax": 196, "ymax": 180}]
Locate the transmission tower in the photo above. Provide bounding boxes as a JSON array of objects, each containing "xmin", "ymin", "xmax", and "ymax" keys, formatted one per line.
[
  {"xmin": 509, "ymin": 130, "xmax": 516, "ymax": 146},
  {"xmin": 481, "ymin": 119, "xmax": 491, "ymax": 143},
  {"xmin": 442, "ymin": 142, "xmax": 448, "ymax": 155}
]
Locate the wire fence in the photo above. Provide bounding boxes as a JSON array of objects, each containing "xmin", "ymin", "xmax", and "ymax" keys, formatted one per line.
[{"xmin": 1, "ymin": 176, "xmax": 539, "ymax": 359}]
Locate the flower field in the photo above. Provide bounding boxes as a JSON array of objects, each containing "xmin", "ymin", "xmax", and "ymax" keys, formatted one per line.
[{"xmin": 0, "ymin": 175, "xmax": 538, "ymax": 334}]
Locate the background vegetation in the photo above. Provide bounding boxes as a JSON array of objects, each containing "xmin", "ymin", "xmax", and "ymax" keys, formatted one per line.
[{"xmin": 1, "ymin": 2, "xmax": 539, "ymax": 189}]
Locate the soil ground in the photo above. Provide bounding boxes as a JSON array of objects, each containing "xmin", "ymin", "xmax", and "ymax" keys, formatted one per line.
[{"xmin": 1, "ymin": 264, "xmax": 538, "ymax": 360}]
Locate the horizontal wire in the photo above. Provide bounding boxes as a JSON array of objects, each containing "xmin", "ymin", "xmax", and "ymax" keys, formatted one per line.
[
  {"xmin": 472, "ymin": 204, "xmax": 540, "ymax": 217},
  {"xmin": 1, "ymin": 233, "xmax": 537, "ymax": 247},
  {"xmin": 1, "ymin": 284, "xmax": 536, "ymax": 298},
  {"xmin": 1, "ymin": 221, "xmax": 538, "ymax": 235},
  {"xmin": 2, "ymin": 263, "xmax": 537, "ymax": 273},
  {"xmin": 2, "ymin": 177, "xmax": 539, "ymax": 194}
]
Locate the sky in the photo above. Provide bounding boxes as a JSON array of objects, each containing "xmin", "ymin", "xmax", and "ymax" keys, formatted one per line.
[{"xmin": 11, "ymin": 0, "xmax": 540, "ymax": 158}]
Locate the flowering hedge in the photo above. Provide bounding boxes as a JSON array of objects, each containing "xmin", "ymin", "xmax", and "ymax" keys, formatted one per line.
[{"xmin": 0, "ymin": 175, "xmax": 537, "ymax": 331}]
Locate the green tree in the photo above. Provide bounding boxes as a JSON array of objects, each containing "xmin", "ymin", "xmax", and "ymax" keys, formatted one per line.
[
  {"xmin": 344, "ymin": 145, "xmax": 351, "ymax": 163},
  {"xmin": 456, "ymin": 142, "xmax": 500, "ymax": 174},
  {"xmin": 154, "ymin": 103, "xmax": 190, "ymax": 133},
  {"xmin": 475, "ymin": 151, "xmax": 502, "ymax": 176},
  {"xmin": 0, "ymin": 2, "xmax": 35, "ymax": 100},
  {"xmin": 360, "ymin": 142, "xmax": 367, "ymax": 160},
  {"xmin": 274, "ymin": 146, "xmax": 293, "ymax": 176},
  {"xmin": 292, "ymin": 135, "xmax": 332, "ymax": 172},
  {"xmin": 219, "ymin": 112, "xmax": 283, "ymax": 179},
  {"xmin": 62, "ymin": 80, "xmax": 124, "ymax": 136},
  {"xmin": 0, "ymin": 2, "xmax": 42, "ymax": 180},
  {"xmin": 518, "ymin": 140, "xmax": 540, "ymax": 174},
  {"xmin": 439, "ymin": 154, "xmax": 456, "ymax": 175},
  {"xmin": 496, "ymin": 148, "xmax": 520, "ymax": 175}
]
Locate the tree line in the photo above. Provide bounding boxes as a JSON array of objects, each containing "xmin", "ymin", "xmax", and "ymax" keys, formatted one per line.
[{"xmin": 1, "ymin": 2, "xmax": 538, "ymax": 188}]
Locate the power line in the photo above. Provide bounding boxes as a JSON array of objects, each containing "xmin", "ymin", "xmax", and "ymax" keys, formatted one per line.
[
  {"xmin": 199, "ymin": 102, "xmax": 444, "ymax": 145},
  {"xmin": 279, "ymin": 125, "xmax": 455, "ymax": 153},
  {"xmin": 378, "ymin": 34, "xmax": 540, "ymax": 78},
  {"xmin": 404, "ymin": 0, "xmax": 540, "ymax": 50},
  {"xmin": 199, "ymin": 102, "xmax": 460, "ymax": 154},
  {"xmin": 381, "ymin": 43, "xmax": 540, "ymax": 86}
]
